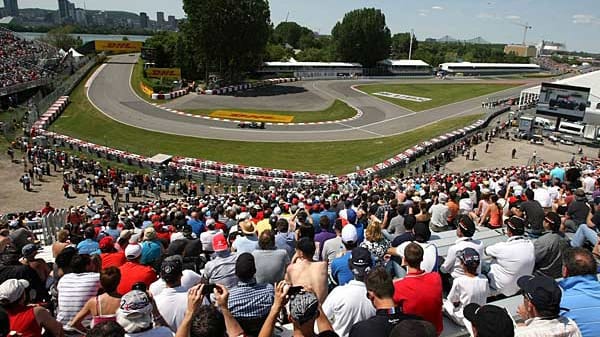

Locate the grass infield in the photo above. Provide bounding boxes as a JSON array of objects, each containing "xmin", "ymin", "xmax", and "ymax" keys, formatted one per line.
[
  {"xmin": 49, "ymin": 65, "xmax": 484, "ymax": 175},
  {"xmin": 357, "ymin": 83, "xmax": 520, "ymax": 112},
  {"xmin": 181, "ymin": 99, "xmax": 357, "ymax": 123}
]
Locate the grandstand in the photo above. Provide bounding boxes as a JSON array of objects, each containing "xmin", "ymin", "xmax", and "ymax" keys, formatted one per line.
[
  {"xmin": 438, "ymin": 62, "xmax": 540, "ymax": 76},
  {"xmin": 0, "ymin": 27, "xmax": 61, "ymax": 97},
  {"xmin": 260, "ymin": 58, "xmax": 363, "ymax": 78},
  {"xmin": 377, "ymin": 59, "xmax": 432, "ymax": 75}
]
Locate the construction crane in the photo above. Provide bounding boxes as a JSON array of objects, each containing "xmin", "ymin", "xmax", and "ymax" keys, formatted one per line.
[{"xmin": 512, "ymin": 21, "xmax": 532, "ymax": 45}]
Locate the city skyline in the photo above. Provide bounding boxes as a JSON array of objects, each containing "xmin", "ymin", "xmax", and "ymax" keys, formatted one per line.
[{"xmin": 7, "ymin": 0, "xmax": 600, "ymax": 52}]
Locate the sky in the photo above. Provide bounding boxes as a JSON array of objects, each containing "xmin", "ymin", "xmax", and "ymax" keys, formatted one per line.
[{"xmin": 14, "ymin": 0, "xmax": 600, "ymax": 53}]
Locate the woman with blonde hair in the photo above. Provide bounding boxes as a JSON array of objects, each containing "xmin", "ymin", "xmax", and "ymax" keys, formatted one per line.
[
  {"xmin": 360, "ymin": 217, "xmax": 390, "ymax": 265},
  {"xmin": 52, "ymin": 229, "xmax": 71, "ymax": 257}
]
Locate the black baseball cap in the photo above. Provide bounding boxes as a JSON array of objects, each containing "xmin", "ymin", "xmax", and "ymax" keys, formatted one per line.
[
  {"xmin": 457, "ymin": 248, "xmax": 480, "ymax": 267},
  {"xmin": 458, "ymin": 215, "xmax": 476, "ymax": 237},
  {"xmin": 235, "ymin": 252, "xmax": 256, "ymax": 280},
  {"xmin": 160, "ymin": 255, "xmax": 183, "ymax": 282},
  {"xmin": 464, "ymin": 304, "xmax": 514, "ymax": 337},
  {"xmin": 350, "ymin": 247, "xmax": 372, "ymax": 268},
  {"xmin": 517, "ymin": 275, "xmax": 563, "ymax": 313},
  {"xmin": 504, "ymin": 216, "xmax": 525, "ymax": 235}
]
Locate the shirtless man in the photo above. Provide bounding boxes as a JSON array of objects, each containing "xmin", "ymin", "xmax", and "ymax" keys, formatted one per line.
[{"xmin": 285, "ymin": 237, "xmax": 328, "ymax": 303}]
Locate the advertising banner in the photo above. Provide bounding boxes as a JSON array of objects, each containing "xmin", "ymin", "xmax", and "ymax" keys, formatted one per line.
[
  {"xmin": 146, "ymin": 68, "xmax": 182, "ymax": 80},
  {"xmin": 94, "ymin": 40, "xmax": 143, "ymax": 53},
  {"xmin": 536, "ymin": 82, "xmax": 590, "ymax": 121}
]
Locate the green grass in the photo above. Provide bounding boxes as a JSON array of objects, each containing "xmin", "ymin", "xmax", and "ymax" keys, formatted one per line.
[
  {"xmin": 358, "ymin": 83, "xmax": 520, "ymax": 112},
  {"xmin": 49, "ymin": 68, "xmax": 483, "ymax": 175},
  {"xmin": 181, "ymin": 99, "xmax": 357, "ymax": 123},
  {"xmin": 130, "ymin": 58, "xmax": 167, "ymax": 104}
]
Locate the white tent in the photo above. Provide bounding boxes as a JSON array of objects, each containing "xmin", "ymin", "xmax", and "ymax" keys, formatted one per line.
[{"xmin": 68, "ymin": 48, "xmax": 84, "ymax": 58}]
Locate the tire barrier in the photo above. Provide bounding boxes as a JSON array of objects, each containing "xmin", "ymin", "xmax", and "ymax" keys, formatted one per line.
[
  {"xmin": 31, "ymin": 95, "xmax": 504, "ymax": 185},
  {"xmin": 197, "ymin": 78, "xmax": 300, "ymax": 95},
  {"xmin": 150, "ymin": 86, "xmax": 191, "ymax": 100}
]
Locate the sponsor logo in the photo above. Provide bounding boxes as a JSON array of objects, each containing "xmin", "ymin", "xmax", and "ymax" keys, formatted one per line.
[
  {"xmin": 94, "ymin": 40, "xmax": 143, "ymax": 53},
  {"xmin": 146, "ymin": 68, "xmax": 181, "ymax": 79},
  {"xmin": 373, "ymin": 92, "xmax": 432, "ymax": 102},
  {"xmin": 210, "ymin": 110, "xmax": 294, "ymax": 123}
]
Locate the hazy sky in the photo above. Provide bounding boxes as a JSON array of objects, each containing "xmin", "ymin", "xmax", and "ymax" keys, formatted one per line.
[{"xmin": 15, "ymin": 0, "xmax": 600, "ymax": 52}]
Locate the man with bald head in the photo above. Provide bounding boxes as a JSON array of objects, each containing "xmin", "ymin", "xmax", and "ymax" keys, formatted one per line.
[{"xmin": 187, "ymin": 211, "xmax": 205, "ymax": 236}]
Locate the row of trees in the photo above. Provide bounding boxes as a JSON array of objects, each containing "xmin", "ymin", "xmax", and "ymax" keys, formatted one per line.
[{"xmin": 144, "ymin": 1, "xmax": 529, "ymax": 82}]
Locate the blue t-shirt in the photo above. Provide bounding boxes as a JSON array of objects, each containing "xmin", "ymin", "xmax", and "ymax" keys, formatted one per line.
[
  {"xmin": 330, "ymin": 252, "xmax": 353, "ymax": 286},
  {"xmin": 550, "ymin": 167, "xmax": 566, "ymax": 182},
  {"xmin": 77, "ymin": 239, "xmax": 100, "ymax": 255},
  {"xmin": 188, "ymin": 218, "xmax": 205, "ymax": 236}
]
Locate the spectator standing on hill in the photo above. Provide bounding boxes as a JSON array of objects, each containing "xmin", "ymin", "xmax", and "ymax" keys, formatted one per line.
[{"xmin": 559, "ymin": 248, "xmax": 600, "ymax": 337}]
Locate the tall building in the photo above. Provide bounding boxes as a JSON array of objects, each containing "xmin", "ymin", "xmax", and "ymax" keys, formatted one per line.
[
  {"xmin": 167, "ymin": 15, "xmax": 176, "ymax": 29},
  {"xmin": 139, "ymin": 12, "xmax": 148, "ymax": 29},
  {"xmin": 156, "ymin": 11, "xmax": 164, "ymax": 27},
  {"xmin": 57, "ymin": 0, "xmax": 75, "ymax": 23},
  {"xmin": 3, "ymin": 0, "xmax": 19, "ymax": 17}
]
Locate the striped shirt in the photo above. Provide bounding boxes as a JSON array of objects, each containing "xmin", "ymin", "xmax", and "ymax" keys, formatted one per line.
[
  {"xmin": 56, "ymin": 272, "xmax": 100, "ymax": 326},
  {"xmin": 227, "ymin": 279, "xmax": 274, "ymax": 319}
]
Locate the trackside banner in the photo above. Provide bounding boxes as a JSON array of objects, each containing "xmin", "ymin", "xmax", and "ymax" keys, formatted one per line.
[
  {"xmin": 146, "ymin": 68, "xmax": 182, "ymax": 80},
  {"xmin": 94, "ymin": 40, "xmax": 143, "ymax": 53}
]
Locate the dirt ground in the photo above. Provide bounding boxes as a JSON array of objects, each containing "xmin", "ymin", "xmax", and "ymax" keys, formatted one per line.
[{"xmin": 0, "ymin": 137, "xmax": 598, "ymax": 214}]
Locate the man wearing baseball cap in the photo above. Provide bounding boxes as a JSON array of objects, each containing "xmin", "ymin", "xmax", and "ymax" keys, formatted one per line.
[
  {"xmin": 464, "ymin": 303, "xmax": 515, "ymax": 337},
  {"xmin": 117, "ymin": 243, "xmax": 157, "ymax": 295},
  {"xmin": 323, "ymin": 247, "xmax": 376, "ymax": 337},
  {"xmin": 440, "ymin": 215, "xmax": 485, "ymax": 280},
  {"xmin": 515, "ymin": 275, "xmax": 581, "ymax": 337},
  {"xmin": 153, "ymin": 256, "xmax": 189, "ymax": 331},
  {"xmin": 486, "ymin": 216, "xmax": 535, "ymax": 296},
  {"xmin": 201, "ymin": 233, "xmax": 239, "ymax": 289},
  {"xmin": 330, "ymin": 224, "xmax": 359, "ymax": 286}
]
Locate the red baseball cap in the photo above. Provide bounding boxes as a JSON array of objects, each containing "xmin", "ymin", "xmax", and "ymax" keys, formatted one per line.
[
  {"xmin": 99, "ymin": 236, "xmax": 114, "ymax": 250},
  {"xmin": 212, "ymin": 233, "xmax": 228, "ymax": 252}
]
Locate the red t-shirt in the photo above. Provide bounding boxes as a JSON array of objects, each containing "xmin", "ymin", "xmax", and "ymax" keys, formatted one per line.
[
  {"xmin": 393, "ymin": 270, "xmax": 443, "ymax": 336},
  {"xmin": 117, "ymin": 262, "xmax": 157, "ymax": 295},
  {"xmin": 101, "ymin": 251, "xmax": 126, "ymax": 269},
  {"xmin": 6, "ymin": 304, "xmax": 41, "ymax": 337}
]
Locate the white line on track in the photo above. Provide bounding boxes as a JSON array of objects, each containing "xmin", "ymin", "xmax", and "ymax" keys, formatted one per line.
[{"xmin": 335, "ymin": 122, "xmax": 384, "ymax": 137}]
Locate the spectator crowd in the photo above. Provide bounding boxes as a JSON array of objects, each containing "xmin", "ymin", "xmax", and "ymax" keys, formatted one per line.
[
  {"xmin": 0, "ymin": 28, "xmax": 59, "ymax": 89},
  {"xmin": 1, "ymin": 150, "xmax": 600, "ymax": 337}
]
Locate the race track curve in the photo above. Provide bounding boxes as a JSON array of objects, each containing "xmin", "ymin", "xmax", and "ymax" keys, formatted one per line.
[{"xmin": 87, "ymin": 53, "xmax": 538, "ymax": 142}]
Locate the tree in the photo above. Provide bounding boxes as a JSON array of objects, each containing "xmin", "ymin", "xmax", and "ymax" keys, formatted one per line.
[
  {"xmin": 183, "ymin": 0, "xmax": 271, "ymax": 82},
  {"xmin": 391, "ymin": 32, "xmax": 418, "ymax": 59},
  {"xmin": 144, "ymin": 31, "xmax": 178, "ymax": 68},
  {"xmin": 272, "ymin": 21, "xmax": 316, "ymax": 50},
  {"xmin": 331, "ymin": 8, "xmax": 391, "ymax": 67},
  {"xmin": 38, "ymin": 25, "xmax": 82, "ymax": 51},
  {"xmin": 265, "ymin": 43, "xmax": 291, "ymax": 61}
]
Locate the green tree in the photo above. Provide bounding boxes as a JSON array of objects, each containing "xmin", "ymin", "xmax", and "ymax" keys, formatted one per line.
[
  {"xmin": 144, "ymin": 31, "xmax": 178, "ymax": 68},
  {"xmin": 183, "ymin": 0, "xmax": 271, "ymax": 82},
  {"xmin": 390, "ymin": 32, "xmax": 418, "ymax": 59},
  {"xmin": 331, "ymin": 8, "xmax": 391, "ymax": 67},
  {"xmin": 38, "ymin": 25, "xmax": 82, "ymax": 50},
  {"xmin": 265, "ymin": 43, "xmax": 291, "ymax": 61}
]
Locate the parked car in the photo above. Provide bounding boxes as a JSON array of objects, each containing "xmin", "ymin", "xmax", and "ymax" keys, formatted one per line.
[
  {"xmin": 530, "ymin": 135, "xmax": 544, "ymax": 145},
  {"xmin": 559, "ymin": 135, "xmax": 575, "ymax": 145}
]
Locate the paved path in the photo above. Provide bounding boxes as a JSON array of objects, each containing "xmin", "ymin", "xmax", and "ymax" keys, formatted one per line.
[{"xmin": 88, "ymin": 54, "xmax": 541, "ymax": 142}]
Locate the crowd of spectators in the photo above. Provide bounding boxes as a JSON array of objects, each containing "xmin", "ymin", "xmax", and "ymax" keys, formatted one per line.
[
  {"xmin": 0, "ymin": 29, "xmax": 59, "ymax": 89},
  {"xmin": 1, "ymin": 150, "xmax": 600, "ymax": 337}
]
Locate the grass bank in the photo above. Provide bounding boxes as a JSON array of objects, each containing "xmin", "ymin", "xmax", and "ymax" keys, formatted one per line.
[{"xmin": 358, "ymin": 83, "xmax": 520, "ymax": 112}]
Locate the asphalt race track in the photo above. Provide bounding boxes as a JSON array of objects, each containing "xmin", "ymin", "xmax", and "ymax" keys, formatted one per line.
[{"xmin": 87, "ymin": 54, "xmax": 539, "ymax": 142}]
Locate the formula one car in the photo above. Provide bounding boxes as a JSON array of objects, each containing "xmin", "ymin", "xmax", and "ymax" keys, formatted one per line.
[{"xmin": 237, "ymin": 122, "xmax": 265, "ymax": 129}]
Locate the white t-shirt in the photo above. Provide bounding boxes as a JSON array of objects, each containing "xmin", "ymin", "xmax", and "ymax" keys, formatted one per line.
[
  {"xmin": 200, "ymin": 229, "xmax": 222, "ymax": 251},
  {"xmin": 440, "ymin": 237, "xmax": 485, "ymax": 279},
  {"xmin": 154, "ymin": 286, "xmax": 188, "ymax": 331},
  {"xmin": 322, "ymin": 280, "xmax": 376, "ymax": 337},
  {"xmin": 149, "ymin": 269, "xmax": 202, "ymax": 297},
  {"xmin": 486, "ymin": 236, "xmax": 535, "ymax": 296},
  {"xmin": 397, "ymin": 241, "xmax": 438, "ymax": 273},
  {"xmin": 534, "ymin": 188, "xmax": 552, "ymax": 208},
  {"xmin": 446, "ymin": 275, "xmax": 489, "ymax": 320}
]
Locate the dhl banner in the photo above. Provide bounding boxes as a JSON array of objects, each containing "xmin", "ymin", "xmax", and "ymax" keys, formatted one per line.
[
  {"xmin": 94, "ymin": 40, "xmax": 143, "ymax": 53},
  {"xmin": 210, "ymin": 110, "xmax": 294, "ymax": 123},
  {"xmin": 146, "ymin": 68, "xmax": 182, "ymax": 80},
  {"xmin": 140, "ymin": 82, "xmax": 154, "ymax": 96}
]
